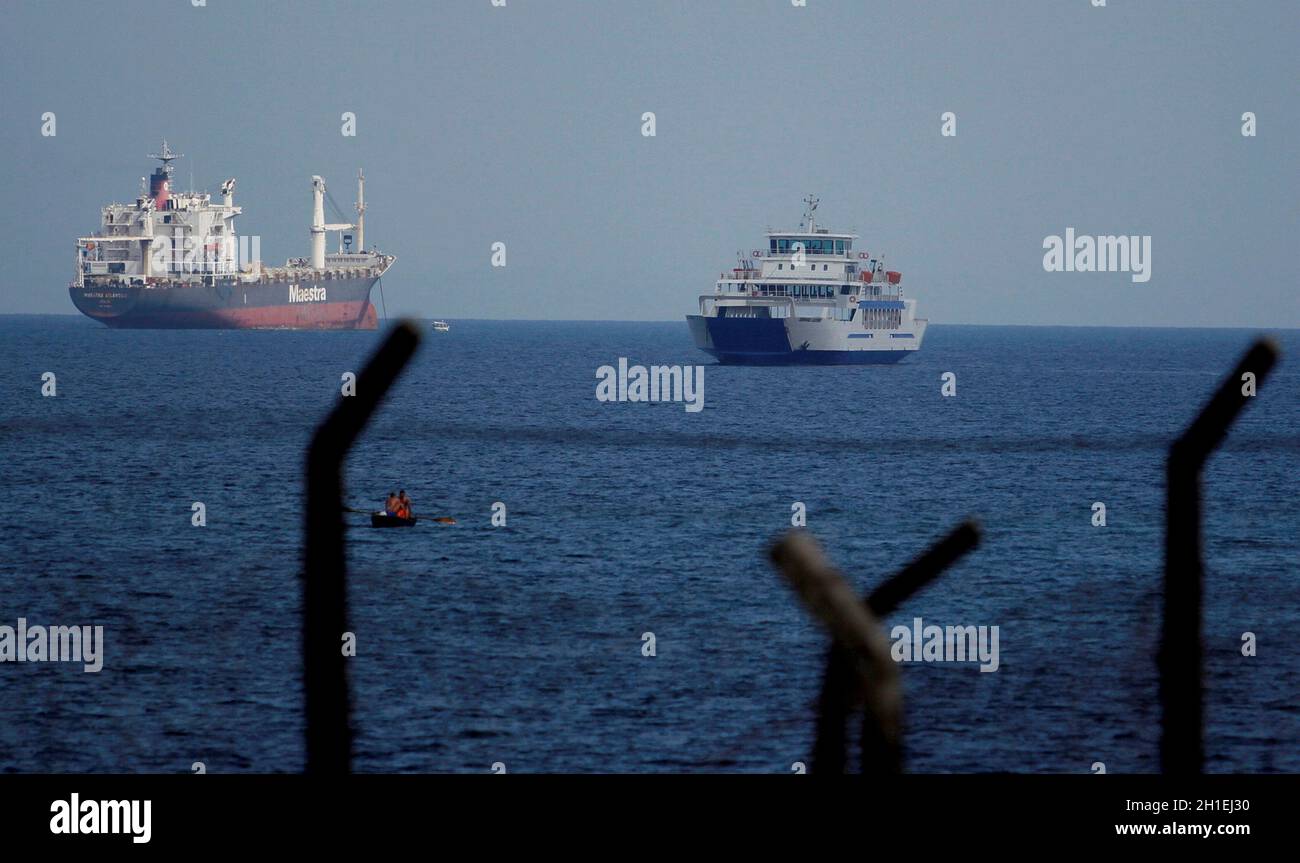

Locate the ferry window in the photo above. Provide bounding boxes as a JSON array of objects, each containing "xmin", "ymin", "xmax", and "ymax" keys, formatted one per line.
[
  {"xmin": 834, "ymin": 240, "xmax": 843, "ymax": 254},
  {"xmin": 823, "ymin": 264, "xmax": 828, "ymax": 271},
  {"xmin": 769, "ymin": 239, "xmax": 777, "ymax": 253}
]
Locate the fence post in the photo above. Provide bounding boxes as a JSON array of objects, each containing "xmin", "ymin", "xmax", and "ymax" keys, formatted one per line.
[
  {"xmin": 304, "ymin": 321, "xmax": 421, "ymax": 773},
  {"xmin": 1160, "ymin": 338, "xmax": 1278, "ymax": 774},
  {"xmin": 772, "ymin": 520, "xmax": 981, "ymax": 773}
]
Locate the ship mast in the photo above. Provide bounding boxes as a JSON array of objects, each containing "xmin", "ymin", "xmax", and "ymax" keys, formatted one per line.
[
  {"xmin": 311, "ymin": 176, "xmax": 327, "ymax": 269},
  {"xmin": 355, "ymin": 170, "xmax": 366, "ymax": 252},
  {"xmin": 801, "ymin": 193, "xmax": 819, "ymax": 233},
  {"xmin": 148, "ymin": 139, "xmax": 182, "ymax": 181}
]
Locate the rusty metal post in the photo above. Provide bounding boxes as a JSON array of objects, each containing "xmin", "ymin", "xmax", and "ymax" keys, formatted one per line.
[
  {"xmin": 304, "ymin": 321, "xmax": 421, "ymax": 773},
  {"xmin": 771, "ymin": 520, "xmax": 981, "ymax": 774},
  {"xmin": 772, "ymin": 531, "xmax": 903, "ymax": 773},
  {"xmin": 1160, "ymin": 338, "xmax": 1278, "ymax": 774}
]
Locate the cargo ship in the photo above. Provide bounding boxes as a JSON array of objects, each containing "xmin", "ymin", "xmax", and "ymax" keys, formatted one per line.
[
  {"xmin": 69, "ymin": 141, "xmax": 393, "ymax": 329},
  {"xmin": 687, "ymin": 196, "xmax": 926, "ymax": 363}
]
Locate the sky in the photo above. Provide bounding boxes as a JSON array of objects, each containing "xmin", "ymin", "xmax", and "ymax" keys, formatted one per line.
[{"xmin": 0, "ymin": 0, "xmax": 1295, "ymax": 327}]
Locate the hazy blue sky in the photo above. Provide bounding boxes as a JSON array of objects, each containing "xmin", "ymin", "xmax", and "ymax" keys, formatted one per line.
[{"xmin": 1, "ymin": 0, "xmax": 1295, "ymax": 326}]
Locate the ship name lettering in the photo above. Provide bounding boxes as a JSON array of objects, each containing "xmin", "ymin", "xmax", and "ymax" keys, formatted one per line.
[{"xmin": 289, "ymin": 285, "xmax": 328, "ymax": 303}]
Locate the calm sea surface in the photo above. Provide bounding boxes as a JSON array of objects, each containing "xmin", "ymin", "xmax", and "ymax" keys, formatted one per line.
[{"xmin": 1, "ymin": 316, "xmax": 1296, "ymax": 773}]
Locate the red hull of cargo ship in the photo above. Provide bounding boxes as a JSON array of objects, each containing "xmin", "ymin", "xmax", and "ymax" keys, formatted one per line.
[
  {"xmin": 69, "ymin": 277, "xmax": 382, "ymax": 330},
  {"xmin": 85, "ymin": 300, "xmax": 379, "ymax": 330}
]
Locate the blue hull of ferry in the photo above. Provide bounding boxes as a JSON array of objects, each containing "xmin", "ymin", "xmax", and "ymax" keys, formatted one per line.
[{"xmin": 687, "ymin": 315, "xmax": 912, "ymax": 365}]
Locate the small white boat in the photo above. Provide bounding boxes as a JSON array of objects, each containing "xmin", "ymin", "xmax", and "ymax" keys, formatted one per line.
[{"xmin": 432, "ymin": 320, "xmax": 450, "ymax": 332}]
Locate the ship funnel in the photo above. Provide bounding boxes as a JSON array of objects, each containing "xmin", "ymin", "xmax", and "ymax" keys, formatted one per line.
[
  {"xmin": 310, "ymin": 175, "xmax": 326, "ymax": 269},
  {"xmin": 221, "ymin": 178, "xmax": 236, "ymax": 207}
]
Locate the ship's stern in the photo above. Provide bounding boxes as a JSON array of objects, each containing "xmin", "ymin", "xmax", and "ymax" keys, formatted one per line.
[
  {"xmin": 69, "ymin": 282, "xmax": 142, "ymax": 325},
  {"xmin": 687, "ymin": 312, "xmax": 794, "ymax": 363}
]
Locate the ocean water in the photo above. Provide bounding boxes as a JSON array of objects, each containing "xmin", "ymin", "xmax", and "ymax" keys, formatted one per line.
[{"xmin": 0, "ymin": 316, "xmax": 1296, "ymax": 774}]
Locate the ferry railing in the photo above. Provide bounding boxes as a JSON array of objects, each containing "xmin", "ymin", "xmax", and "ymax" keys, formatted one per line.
[
  {"xmin": 303, "ymin": 320, "xmax": 422, "ymax": 773},
  {"xmin": 1159, "ymin": 337, "xmax": 1278, "ymax": 774}
]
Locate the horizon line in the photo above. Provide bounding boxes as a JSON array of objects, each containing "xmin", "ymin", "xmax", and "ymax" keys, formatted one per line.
[{"xmin": 5, "ymin": 312, "xmax": 1298, "ymax": 332}]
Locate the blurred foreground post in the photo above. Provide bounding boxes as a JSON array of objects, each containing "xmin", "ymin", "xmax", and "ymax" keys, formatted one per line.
[
  {"xmin": 304, "ymin": 321, "xmax": 421, "ymax": 773},
  {"xmin": 1160, "ymin": 338, "xmax": 1277, "ymax": 774},
  {"xmin": 771, "ymin": 520, "xmax": 980, "ymax": 773}
]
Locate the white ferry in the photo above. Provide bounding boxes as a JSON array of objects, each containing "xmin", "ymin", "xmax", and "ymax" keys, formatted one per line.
[
  {"xmin": 432, "ymin": 320, "xmax": 450, "ymax": 333},
  {"xmin": 687, "ymin": 196, "xmax": 926, "ymax": 364}
]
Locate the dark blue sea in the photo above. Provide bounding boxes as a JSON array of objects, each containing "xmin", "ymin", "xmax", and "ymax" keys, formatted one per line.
[{"xmin": 1, "ymin": 316, "xmax": 1296, "ymax": 773}]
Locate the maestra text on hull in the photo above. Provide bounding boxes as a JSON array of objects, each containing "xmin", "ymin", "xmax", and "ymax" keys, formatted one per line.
[
  {"xmin": 688, "ymin": 196, "xmax": 927, "ymax": 364},
  {"xmin": 69, "ymin": 141, "xmax": 393, "ymax": 329}
]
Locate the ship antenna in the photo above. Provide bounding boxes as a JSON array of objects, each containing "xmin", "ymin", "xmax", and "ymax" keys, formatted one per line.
[
  {"xmin": 148, "ymin": 139, "xmax": 183, "ymax": 181},
  {"xmin": 801, "ymin": 194, "xmax": 819, "ymax": 232}
]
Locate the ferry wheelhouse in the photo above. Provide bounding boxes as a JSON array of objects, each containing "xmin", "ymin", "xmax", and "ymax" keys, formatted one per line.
[{"xmin": 687, "ymin": 197, "xmax": 927, "ymax": 364}]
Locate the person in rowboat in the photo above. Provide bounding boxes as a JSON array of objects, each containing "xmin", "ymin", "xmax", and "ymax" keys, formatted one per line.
[
  {"xmin": 384, "ymin": 491, "xmax": 400, "ymax": 517},
  {"xmin": 397, "ymin": 490, "xmax": 413, "ymax": 519}
]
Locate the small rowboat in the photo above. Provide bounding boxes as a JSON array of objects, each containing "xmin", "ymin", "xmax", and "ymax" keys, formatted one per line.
[{"xmin": 371, "ymin": 512, "xmax": 416, "ymax": 528}]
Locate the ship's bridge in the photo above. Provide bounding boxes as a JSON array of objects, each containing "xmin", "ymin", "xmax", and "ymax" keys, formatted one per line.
[
  {"xmin": 710, "ymin": 225, "xmax": 901, "ymax": 308},
  {"xmin": 756, "ymin": 228, "xmax": 865, "ymax": 283},
  {"xmin": 765, "ymin": 230, "xmax": 856, "ymax": 257}
]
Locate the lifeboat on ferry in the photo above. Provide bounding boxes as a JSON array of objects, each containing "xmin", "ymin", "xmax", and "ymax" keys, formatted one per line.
[{"xmin": 886, "ymin": 271, "xmax": 901, "ymax": 284}]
